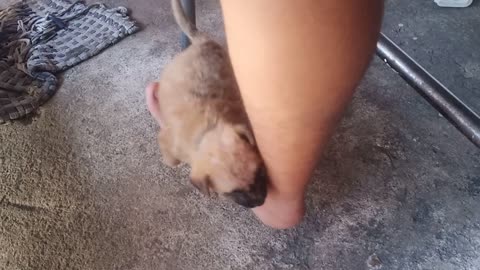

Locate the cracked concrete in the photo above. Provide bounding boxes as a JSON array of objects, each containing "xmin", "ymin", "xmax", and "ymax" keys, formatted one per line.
[{"xmin": 1, "ymin": 0, "xmax": 480, "ymax": 269}]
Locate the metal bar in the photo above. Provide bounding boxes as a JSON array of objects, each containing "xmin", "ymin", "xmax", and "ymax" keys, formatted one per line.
[
  {"xmin": 180, "ymin": 0, "xmax": 196, "ymax": 49},
  {"xmin": 376, "ymin": 33, "xmax": 480, "ymax": 148}
]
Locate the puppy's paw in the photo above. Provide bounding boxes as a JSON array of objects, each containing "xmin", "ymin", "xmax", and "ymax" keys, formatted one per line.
[
  {"xmin": 162, "ymin": 154, "xmax": 181, "ymax": 167},
  {"xmin": 157, "ymin": 131, "xmax": 179, "ymax": 166}
]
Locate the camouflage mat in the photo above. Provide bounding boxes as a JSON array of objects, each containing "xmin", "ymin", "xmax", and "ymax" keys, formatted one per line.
[{"xmin": 0, "ymin": 0, "xmax": 139, "ymax": 123}]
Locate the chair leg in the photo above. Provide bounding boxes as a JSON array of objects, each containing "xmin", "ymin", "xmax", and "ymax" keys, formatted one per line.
[
  {"xmin": 376, "ymin": 33, "xmax": 480, "ymax": 148},
  {"xmin": 180, "ymin": 0, "xmax": 196, "ymax": 50}
]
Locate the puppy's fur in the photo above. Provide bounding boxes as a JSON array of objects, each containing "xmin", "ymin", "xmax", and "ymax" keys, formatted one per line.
[{"xmin": 149, "ymin": 0, "xmax": 267, "ymax": 208}]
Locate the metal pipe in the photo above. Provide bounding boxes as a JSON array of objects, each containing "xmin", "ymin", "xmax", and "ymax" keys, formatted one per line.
[
  {"xmin": 376, "ymin": 33, "xmax": 480, "ymax": 148},
  {"xmin": 180, "ymin": 0, "xmax": 196, "ymax": 49}
]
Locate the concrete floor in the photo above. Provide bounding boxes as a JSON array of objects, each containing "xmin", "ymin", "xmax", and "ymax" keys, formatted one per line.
[{"xmin": 1, "ymin": 0, "xmax": 480, "ymax": 269}]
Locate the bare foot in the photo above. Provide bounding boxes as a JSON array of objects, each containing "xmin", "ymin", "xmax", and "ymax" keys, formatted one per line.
[{"xmin": 252, "ymin": 191, "xmax": 305, "ymax": 229}]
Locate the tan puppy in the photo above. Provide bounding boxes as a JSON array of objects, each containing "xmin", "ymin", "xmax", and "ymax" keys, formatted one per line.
[{"xmin": 146, "ymin": 0, "xmax": 267, "ymax": 208}]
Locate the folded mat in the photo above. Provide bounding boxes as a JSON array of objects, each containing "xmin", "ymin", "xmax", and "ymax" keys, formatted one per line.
[{"xmin": 0, "ymin": 0, "xmax": 139, "ymax": 123}]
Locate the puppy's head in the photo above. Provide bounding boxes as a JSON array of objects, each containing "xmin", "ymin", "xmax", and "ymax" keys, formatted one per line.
[{"xmin": 190, "ymin": 123, "xmax": 267, "ymax": 208}]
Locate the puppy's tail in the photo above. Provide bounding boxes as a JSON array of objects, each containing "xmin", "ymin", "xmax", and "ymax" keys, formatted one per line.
[{"xmin": 172, "ymin": 0, "xmax": 200, "ymax": 41}]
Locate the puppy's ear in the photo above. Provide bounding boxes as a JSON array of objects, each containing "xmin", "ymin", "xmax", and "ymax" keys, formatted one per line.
[
  {"xmin": 233, "ymin": 124, "xmax": 256, "ymax": 146},
  {"xmin": 146, "ymin": 82, "xmax": 163, "ymax": 126}
]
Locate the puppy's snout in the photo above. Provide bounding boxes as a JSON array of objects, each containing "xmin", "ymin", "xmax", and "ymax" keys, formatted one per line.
[
  {"xmin": 226, "ymin": 166, "xmax": 268, "ymax": 208},
  {"xmin": 227, "ymin": 190, "xmax": 264, "ymax": 208}
]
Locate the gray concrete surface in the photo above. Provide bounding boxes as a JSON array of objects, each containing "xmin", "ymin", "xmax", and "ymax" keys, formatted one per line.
[{"xmin": 1, "ymin": 0, "xmax": 480, "ymax": 269}]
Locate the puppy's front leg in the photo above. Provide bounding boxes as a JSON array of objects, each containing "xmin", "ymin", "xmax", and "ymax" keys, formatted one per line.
[{"xmin": 158, "ymin": 131, "xmax": 181, "ymax": 166}]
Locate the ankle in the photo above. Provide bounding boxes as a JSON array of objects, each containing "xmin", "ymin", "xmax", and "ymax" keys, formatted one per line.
[{"xmin": 252, "ymin": 193, "xmax": 305, "ymax": 229}]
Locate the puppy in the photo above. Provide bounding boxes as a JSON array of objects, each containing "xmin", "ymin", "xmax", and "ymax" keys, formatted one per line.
[{"xmin": 146, "ymin": 0, "xmax": 267, "ymax": 208}]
